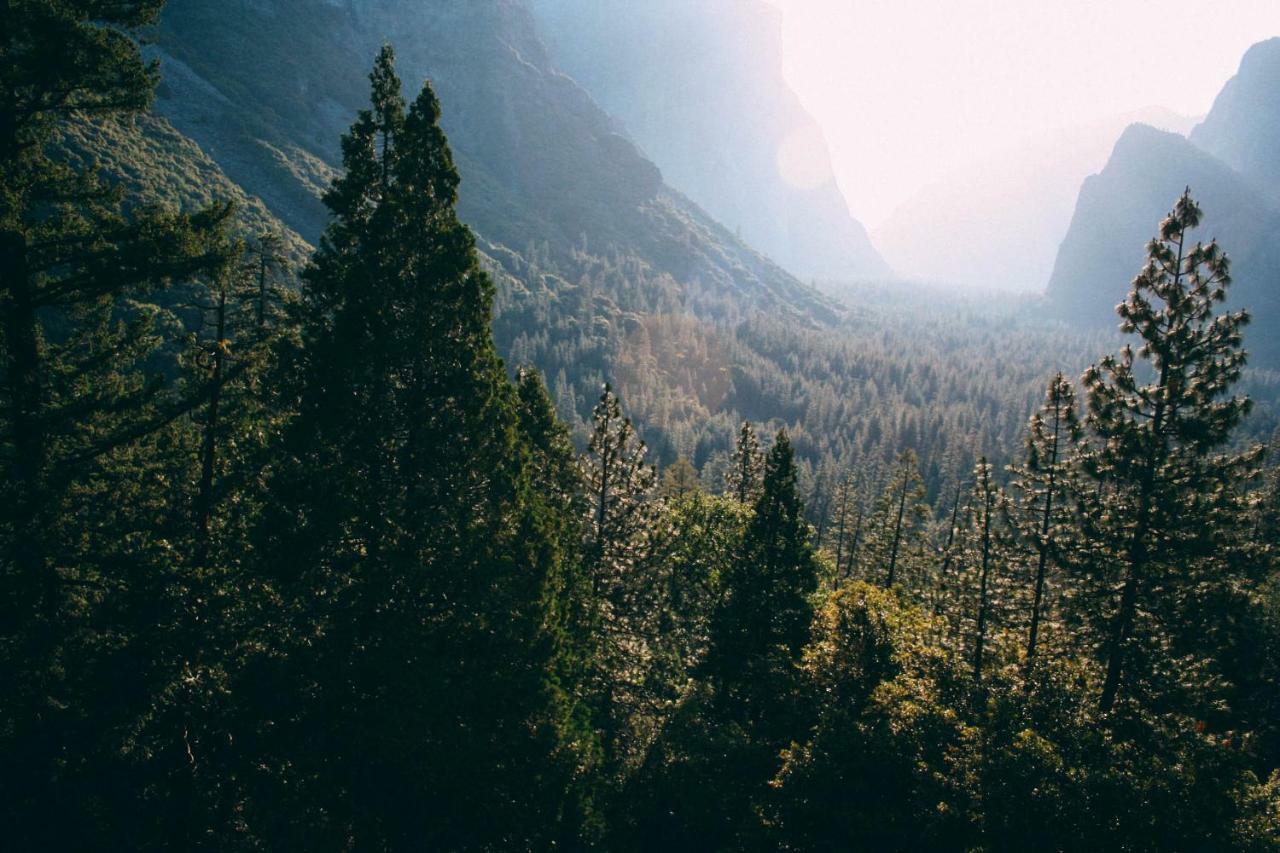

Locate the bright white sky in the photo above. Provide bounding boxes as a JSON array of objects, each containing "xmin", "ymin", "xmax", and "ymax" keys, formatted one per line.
[{"xmin": 765, "ymin": 0, "xmax": 1280, "ymax": 228}]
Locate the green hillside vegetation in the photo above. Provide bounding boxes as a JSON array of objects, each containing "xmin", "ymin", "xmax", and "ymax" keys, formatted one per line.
[{"xmin": 51, "ymin": 112, "xmax": 310, "ymax": 264}]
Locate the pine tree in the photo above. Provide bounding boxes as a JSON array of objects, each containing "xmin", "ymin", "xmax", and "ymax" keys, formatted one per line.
[
  {"xmin": 726, "ymin": 419, "xmax": 765, "ymax": 504},
  {"xmin": 1, "ymin": 2, "xmax": 236, "ymax": 845},
  {"xmin": 662, "ymin": 456, "xmax": 702, "ymax": 501},
  {"xmin": 186, "ymin": 243, "xmax": 292, "ymax": 564},
  {"xmin": 1, "ymin": 0, "xmax": 230, "ymax": 617},
  {"xmin": 636, "ymin": 431, "xmax": 818, "ymax": 848},
  {"xmin": 830, "ymin": 472, "xmax": 858, "ymax": 577},
  {"xmin": 946, "ymin": 458, "xmax": 1016, "ymax": 682},
  {"xmin": 514, "ymin": 367, "xmax": 603, "ymax": 842},
  {"xmin": 932, "ymin": 474, "xmax": 967, "ymax": 615},
  {"xmin": 1078, "ymin": 190, "xmax": 1261, "ymax": 715},
  {"xmin": 704, "ymin": 430, "xmax": 819, "ymax": 703},
  {"xmin": 1009, "ymin": 373, "xmax": 1082, "ymax": 671},
  {"xmin": 579, "ymin": 383, "xmax": 658, "ymax": 768},
  {"xmin": 861, "ymin": 449, "xmax": 930, "ymax": 590},
  {"xmin": 256, "ymin": 47, "xmax": 562, "ymax": 847}
]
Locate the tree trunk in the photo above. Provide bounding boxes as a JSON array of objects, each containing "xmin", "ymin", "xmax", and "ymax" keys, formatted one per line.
[
  {"xmin": 973, "ymin": 488, "xmax": 994, "ymax": 682},
  {"xmin": 1026, "ymin": 404, "xmax": 1062, "ymax": 671},
  {"xmin": 1, "ymin": 230, "xmax": 53, "ymax": 617},
  {"xmin": 196, "ymin": 287, "xmax": 228, "ymax": 565},
  {"xmin": 885, "ymin": 473, "xmax": 909, "ymax": 588}
]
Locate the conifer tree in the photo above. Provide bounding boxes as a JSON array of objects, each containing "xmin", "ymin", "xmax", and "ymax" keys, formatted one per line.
[
  {"xmin": 579, "ymin": 383, "xmax": 658, "ymax": 767},
  {"xmin": 935, "ymin": 477, "xmax": 967, "ymax": 590},
  {"xmin": 514, "ymin": 367, "xmax": 603, "ymax": 841},
  {"xmin": 1, "ymin": 2, "xmax": 235, "ymax": 845},
  {"xmin": 861, "ymin": 449, "xmax": 930, "ymax": 589},
  {"xmin": 1077, "ymin": 190, "xmax": 1260, "ymax": 715},
  {"xmin": 637, "ymin": 431, "xmax": 819, "ymax": 848},
  {"xmin": 830, "ymin": 473, "xmax": 858, "ymax": 577},
  {"xmin": 256, "ymin": 47, "xmax": 562, "ymax": 847},
  {"xmin": 186, "ymin": 244, "xmax": 291, "ymax": 564},
  {"xmin": 662, "ymin": 456, "xmax": 702, "ymax": 501},
  {"xmin": 1, "ymin": 0, "xmax": 230, "ymax": 615},
  {"xmin": 946, "ymin": 458, "xmax": 1016, "ymax": 681},
  {"xmin": 1009, "ymin": 373, "xmax": 1081, "ymax": 671},
  {"xmin": 726, "ymin": 419, "xmax": 765, "ymax": 504},
  {"xmin": 704, "ymin": 430, "xmax": 819, "ymax": 699},
  {"xmin": 582, "ymin": 384, "xmax": 659, "ymax": 589}
]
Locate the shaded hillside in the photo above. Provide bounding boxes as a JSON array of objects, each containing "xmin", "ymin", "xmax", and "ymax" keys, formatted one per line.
[
  {"xmin": 52, "ymin": 113, "xmax": 310, "ymax": 264},
  {"xmin": 529, "ymin": 0, "xmax": 888, "ymax": 282},
  {"xmin": 151, "ymin": 0, "xmax": 836, "ymax": 324},
  {"xmin": 1046, "ymin": 123, "xmax": 1280, "ymax": 364},
  {"xmin": 1191, "ymin": 38, "xmax": 1280, "ymax": 202}
]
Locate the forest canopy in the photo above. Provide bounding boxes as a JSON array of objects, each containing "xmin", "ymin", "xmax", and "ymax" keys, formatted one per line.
[{"xmin": 1, "ymin": 3, "xmax": 1278, "ymax": 850}]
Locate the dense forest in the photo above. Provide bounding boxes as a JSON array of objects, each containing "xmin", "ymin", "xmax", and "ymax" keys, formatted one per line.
[{"xmin": 2, "ymin": 3, "xmax": 1279, "ymax": 850}]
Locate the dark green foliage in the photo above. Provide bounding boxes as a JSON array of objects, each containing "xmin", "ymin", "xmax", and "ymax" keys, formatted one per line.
[
  {"xmin": 1, "ymin": 6, "xmax": 1277, "ymax": 849},
  {"xmin": 1076, "ymin": 190, "xmax": 1262, "ymax": 716},
  {"xmin": 704, "ymin": 431, "xmax": 819, "ymax": 699},
  {"xmin": 249, "ymin": 48, "xmax": 565, "ymax": 847},
  {"xmin": 1, "ymin": 2, "xmax": 237, "ymax": 846},
  {"xmin": 626, "ymin": 432, "xmax": 820, "ymax": 849}
]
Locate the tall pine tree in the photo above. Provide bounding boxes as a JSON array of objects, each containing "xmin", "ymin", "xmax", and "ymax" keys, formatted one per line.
[
  {"xmin": 254, "ymin": 47, "xmax": 563, "ymax": 848},
  {"xmin": 1, "ymin": 2, "xmax": 234, "ymax": 845},
  {"xmin": 1009, "ymin": 373, "xmax": 1082, "ymax": 671},
  {"xmin": 726, "ymin": 419, "xmax": 765, "ymax": 504},
  {"xmin": 1077, "ymin": 190, "xmax": 1260, "ymax": 715}
]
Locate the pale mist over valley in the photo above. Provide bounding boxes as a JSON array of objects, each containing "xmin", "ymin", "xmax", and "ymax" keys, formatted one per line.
[{"xmin": 4, "ymin": 1, "xmax": 1280, "ymax": 848}]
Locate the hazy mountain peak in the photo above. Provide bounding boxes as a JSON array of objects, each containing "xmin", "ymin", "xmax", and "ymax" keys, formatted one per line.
[
  {"xmin": 529, "ymin": 0, "xmax": 889, "ymax": 282},
  {"xmin": 1190, "ymin": 36, "xmax": 1280, "ymax": 202},
  {"xmin": 1047, "ymin": 116, "xmax": 1280, "ymax": 363},
  {"xmin": 874, "ymin": 107, "xmax": 1194, "ymax": 293}
]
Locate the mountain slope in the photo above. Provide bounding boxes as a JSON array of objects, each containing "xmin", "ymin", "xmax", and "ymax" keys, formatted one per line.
[
  {"xmin": 151, "ymin": 0, "xmax": 837, "ymax": 324},
  {"xmin": 876, "ymin": 108, "xmax": 1195, "ymax": 293},
  {"xmin": 529, "ymin": 0, "xmax": 889, "ymax": 282},
  {"xmin": 1190, "ymin": 38, "xmax": 1280, "ymax": 203},
  {"xmin": 1046, "ymin": 123, "xmax": 1280, "ymax": 364},
  {"xmin": 52, "ymin": 112, "xmax": 311, "ymax": 264}
]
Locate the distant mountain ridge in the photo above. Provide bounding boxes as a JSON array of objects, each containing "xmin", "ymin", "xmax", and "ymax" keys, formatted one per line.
[
  {"xmin": 529, "ymin": 0, "xmax": 889, "ymax": 283},
  {"xmin": 151, "ymin": 0, "xmax": 838, "ymax": 324},
  {"xmin": 1190, "ymin": 38, "xmax": 1280, "ymax": 202},
  {"xmin": 1047, "ymin": 39, "xmax": 1280, "ymax": 366},
  {"xmin": 875, "ymin": 108, "xmax": 1196, "ymax": 293}
]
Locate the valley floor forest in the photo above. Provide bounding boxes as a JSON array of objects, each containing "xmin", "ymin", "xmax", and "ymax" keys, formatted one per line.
[{"xmin": 2, "ymin": 3, "xmax": 1279, "ymax": 851}]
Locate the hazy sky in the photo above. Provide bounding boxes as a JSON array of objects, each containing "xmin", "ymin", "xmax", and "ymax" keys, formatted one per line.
[{"xmin": 765, "ymin": 0, "xmax": 1280, "ymax": 227}]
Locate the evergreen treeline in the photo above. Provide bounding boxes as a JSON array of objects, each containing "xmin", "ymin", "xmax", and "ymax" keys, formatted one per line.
[{"xmin": 2, "ymin": 6, "xmax": 1278, "ymax": 850}]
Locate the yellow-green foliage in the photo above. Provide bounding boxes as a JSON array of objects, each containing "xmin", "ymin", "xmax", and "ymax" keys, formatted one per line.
[{"xmin": 51, "ymin": 112, "xmax": 311, "ymax": 265}]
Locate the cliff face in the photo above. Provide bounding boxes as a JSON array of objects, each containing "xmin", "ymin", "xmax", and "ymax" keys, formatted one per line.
[
  {"xmin": 529, "ymin": 0, "xmax": 889, "ymax": 282},
  {"xmin": 1190, "ymin": 38, "xmax": 1280, "ymax": 203},
  {"xmin": 1047, "ymin": 40, "xmax": 1280, "ymax": 365},
  {"xmin": 1046, "ymin": 123, "xmax": 1280, "ymax": 362},
  {"xmin": 152, "ymin": 0, "xmax": 838, "ymax": 322}
]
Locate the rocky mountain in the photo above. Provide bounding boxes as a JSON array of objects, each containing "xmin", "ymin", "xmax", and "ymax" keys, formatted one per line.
[
  {"xmin": 1047, "ymin": 40, "xmax": 1280, "ymax": 366},
  {"xmin": 1190, "ymin": 38, "xmax": 1280, "ymax": 203},
  {"xmin": 1046, "ymin": 123, "xmax": 1280, "ymax": 363},
  {"xmin": 875, "ymin": 108, "xmax": 1195, "ymax": 293},
  {"xmin": 149, "ymin": 0, "xmax": 837, "ymax": 325},
  {"xmin": 528, "ymin": 0, "xmax": 889, "ymax": 283}
]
